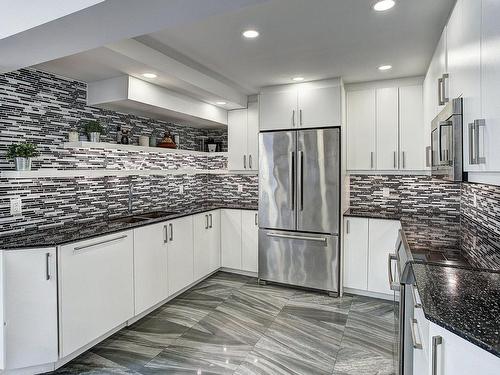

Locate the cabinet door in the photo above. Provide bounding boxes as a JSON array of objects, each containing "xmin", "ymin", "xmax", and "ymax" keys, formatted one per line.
[
  {"xmin": 193, "ymin": 213, "xmax": 209, "ymax": 280},
  {"xmin": 376, "ymin": 87, "xmax": 399, "ymax": 170},
  {"xmin": 247, "ymin": 101, "xmax": 259, "ymax": 171},
  {"xmin": 400, "ymin": 85, "xmax": 425, "ymax": 170},
  {"xmin": 133, "ymin": 223, "xmax": 168, "ymax": 315},
  {"xmin": 60, "ymin": 231, "xmax": 134, "ymax": 357},
  {"xmin": 347, "ymin": 89, "xmax": 376, "ymax": 170},
  {"xmin": 428, "ymin": 323, "xmax": 500, "ymax": 375},
  {"xmin": 437, "ymin": 27, "xmax": 449, "ymax": 110},
  {"xmin": 423, "ymin": 74, "xmax": 435, "ymax": 170},
  {"xmin": 221, "ymin": 209, "xmax": 242, "ymax": 269},
  {"xmin": 259, "ymin": 87, "xmax": 298, "ymax": 130},
  {"xmin": 167, "ymin": 216, "xmax": 194, "ymax": 295},
  {"xmin": 481, "ymin": 0, "xmax": 500, "ymax": 172},
  {"xmin": 207, "ymin": 210, "xmax": 221, "ymax": 273},
  {"xmin": 367, "ymin": 219, "xmax": 401, "ymax": 295},
  {"xmin": 447, "ymin": 0, "xmax": 464, "ymax": 100},
  {"xmin": 228, "ymin": 109, "xmax": 247, "ymax": 170},
  {"xmin": 297, "ymin": 85, "xmax": 341, "ymax": 128},
  {"xmin": 241, "ymin": 210, "xmax": 258, "ymax": 272},
  {"xmin": 3, "ymin": 249, "xmax": 58, "ymax": 369},
  {"xmin": 343, "ymin": 217, "xmax": 369, "ymax": 290},
  {"xmin": 461, "ymin": 0, "xmax": 483, "ymax": 172}
]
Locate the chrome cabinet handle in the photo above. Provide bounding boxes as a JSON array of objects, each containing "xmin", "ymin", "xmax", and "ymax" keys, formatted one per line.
[
  {"xmin": 249, "ymin": 154, "xmax": 252, "ymax": 169},
  {"xmin": 205, "ymin": 215, "xmax": 209, "ymax": 229},
  {"xmin": 393, "ymin": 151, "xmax": 397, "ymax": 169},
  {"xmin": 292, "ymin": 110, "xmax": 295, "ymax": 127},
  {"xmin": 169, "ymin": 223, "xmax": 173, "ymax": 241},
  {"xmin": 243, "ymin": 154, "xmax": 247, "ymax": 169},
  {"xmin": 432, "ymin": 336, "xmax": 443, "ymax": 375},
  {"xmin": 469, "ymin": 119, "xmax": 486, "ymax": 165},
  {"xmin": 266, "ymin": 232, "xmax": 327, "ymax": 243},
  {"xmin": 469, "ymin": 122, "xmax": 476, "ymax": 165},
  {"xmin": 411, "ymin": 318, "xmax": 423, "ymax": 350},
  {"xmin": 289, "ymin": 151, "xmax": 295, "ymax": 210},
  {"xmin": 299, "ymin": 109, "xmax": 303, "ymax": 126},
  {"xmin": 164, "ymin": 225, "xmax": 168, "ymax": 243},
  {"xmin": 74, "ymin": 235, "xmax": 127, "ymax": 252},
  {"xmin": 442, "ymin": 73, "xmax": 449, "ymax": 104},
  {"xmin": 346, "ymin": 219, "xmax": 350, "ymax": 234},
  {"xmin": 298, "ymin": 150, "xmax": 304, "ymax": 211},
  {"xmin": 438, "ymin": 77, "xmax": 445, "ymax": 105},
  {"xmin": 426, "ymin": 146, "xmax": 431, "ymax": 167},
  {"xmin": 46, "ymin": 252, "xmax": 51, "ymax": 280},
  {"xmin": 209, "ymin": 213, "xmax": 213, "ymax": 228},
  {"xmin": 387, "ymin": 253, "xmax": 399, "ymax": 291},
  {"xmin": 402, "ymin": 151, "xmax": 406, "ymax": 169},
  {"xmin": 412, "ymin": 285, "xmax": 422, "ymax": 308},
  {"xmin": 370, "ymin": 152, "xmax": 374, "ymax": 169},
  {"xmin": 254, "ymin": 213, "xmax": 258, "ymax": 226}
]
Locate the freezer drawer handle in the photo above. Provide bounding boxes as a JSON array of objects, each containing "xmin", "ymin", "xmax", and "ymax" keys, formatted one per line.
[
  {"xmin": 74, "ymin": 235, "xmax": 128, "ymax": 252},
  {"xmin": 432, "ymin": 336, "xmax": 443, "ymax": 375},
  {"xmin": 411, "ymin": 318, "xmax": 423, "ymax": 350},
  {"xmin": 266, "ymin": 232, "xmax": 327, "ymax": 243},
  {"xmin": 387, "ymin": 253, "xmax": 400, "ymax": 291}
]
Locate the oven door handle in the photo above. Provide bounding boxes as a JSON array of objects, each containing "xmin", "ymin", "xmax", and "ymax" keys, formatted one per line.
[{"xmin": 388, "ymin": 253, "xmax": 400, "ymax": 291}]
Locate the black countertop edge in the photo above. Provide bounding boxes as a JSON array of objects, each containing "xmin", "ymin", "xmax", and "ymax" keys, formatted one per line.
[{"xmin": 0, "ymin": 204, "xmax": 258, "ymax": 250}]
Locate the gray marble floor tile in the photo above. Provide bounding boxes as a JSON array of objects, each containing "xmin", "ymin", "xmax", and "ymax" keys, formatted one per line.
[
  {"xmin": 332, "ymin": 347, "xmax": 395, "ymax": 375},
  {"xmin": 49, "ymin": 352, "xmax": 143, "ymax": 374},
  {"xmin": 290, "ymin": 291, "xmax": 353, "ymax": 313},
  {"xmin": 350, "ymin": 295, "xmax": 395, "ymax": 321}
]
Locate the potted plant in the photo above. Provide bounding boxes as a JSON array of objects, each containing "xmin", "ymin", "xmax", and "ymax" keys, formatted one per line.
[
  {"xmin": 6, "ymin": 143, "xmax": 40, "ymax": 171},
  {"xmin": 82, "ymin": 120, "xmax": 105, "ymax": 142}
]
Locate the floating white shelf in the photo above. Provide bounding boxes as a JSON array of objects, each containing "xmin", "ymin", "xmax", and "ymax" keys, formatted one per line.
[
  {"xmin": 0, "ymin": 168, "xmax": 232, "ymax": 179},
  {"xmin": 63, "ymin": 141, "xmax": 228, "ymax": 157}
]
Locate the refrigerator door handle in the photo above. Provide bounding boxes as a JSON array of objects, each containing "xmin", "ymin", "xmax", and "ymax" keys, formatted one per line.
[
  {"xmin": 266, "ymin": 232, "xmax": 327, "ymax": 243},
  {"xmin": 289, "ymin": 151, "xmax": 295, "ymax": 210},
  {"xmin": 298, "ymin": 150, "xmax": 304, "ymax": 211}
]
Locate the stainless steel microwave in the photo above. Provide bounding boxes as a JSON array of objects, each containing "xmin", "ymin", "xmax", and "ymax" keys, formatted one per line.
[{"xmin": 431, "ymin": 98, "xmax": 463, "ymax": 181}]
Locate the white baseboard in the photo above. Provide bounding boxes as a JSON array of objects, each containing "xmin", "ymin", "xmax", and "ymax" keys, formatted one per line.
[
  {"xmin": 343, "ymin": 287, "xmax": 396, "ymax": 302},
  {"xmin": 219, "ymin": 267, "xmax": 258, "ymax": 278}
]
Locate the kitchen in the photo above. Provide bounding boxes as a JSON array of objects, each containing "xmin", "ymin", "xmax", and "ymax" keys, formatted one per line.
[{"xmin": 0, "ymin": 0, "xmax": 499, "ymax": 374}]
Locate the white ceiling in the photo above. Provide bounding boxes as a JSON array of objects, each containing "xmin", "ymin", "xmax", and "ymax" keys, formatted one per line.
[{"xmin": 35, "ymin": 0, "xmax": 456, "ymax": 101}]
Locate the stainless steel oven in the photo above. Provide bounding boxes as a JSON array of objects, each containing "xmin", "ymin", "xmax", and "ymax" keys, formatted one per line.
[{"xmin": 431, "ymin": 98, "xmax": 463, "ymax": 181}]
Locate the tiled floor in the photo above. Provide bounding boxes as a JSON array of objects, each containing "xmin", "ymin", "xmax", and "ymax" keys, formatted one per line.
[{"xmin": 51, "ymin": 272, "xmax": 396, "ymax": 375}]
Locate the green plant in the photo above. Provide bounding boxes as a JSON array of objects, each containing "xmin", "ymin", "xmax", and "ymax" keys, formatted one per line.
[
  {"xmin": 6, "ymin": 143, "xmax": 40, "ymax": 159},
  {"xmin": 82, "ymin": 120, "xmax": 106, "ymax": 134}
]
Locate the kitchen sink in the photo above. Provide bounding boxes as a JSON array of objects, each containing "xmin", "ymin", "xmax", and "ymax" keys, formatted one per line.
[{"xmin": 134, "ymin": 211, "xmax": 178, "ymax": 219}]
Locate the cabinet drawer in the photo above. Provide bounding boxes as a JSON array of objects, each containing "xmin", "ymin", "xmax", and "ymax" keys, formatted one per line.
[{"xmin": 59, "ymin": 231, "xmax": 134, "ymax": 357}]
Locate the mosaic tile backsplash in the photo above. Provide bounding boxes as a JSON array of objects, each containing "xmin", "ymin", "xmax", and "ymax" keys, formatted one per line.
[
  {"xmin": 349, "ymin": 175, "xmax": 500, "ymax": 270},
  {"xmin": 0, "ymin": 69, "xmax": 257, "ymax": 235}
]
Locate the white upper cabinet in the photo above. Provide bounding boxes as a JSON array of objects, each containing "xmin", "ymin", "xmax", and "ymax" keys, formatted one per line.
[
  {"xmin": 400, "ymin": 85, "xmax": 425, "ymax": 170},
  {"xmin": 347, "ymin": 84, "xmax": 425, "ymax": 172},
  {"xmin": 228, "ymin": 101, "xmax": 259, "ymax": 171},
  {"xmin": 259, "ymin": 79, "xmax": 342, "ymax": 130},
  {"xmin": 376, "ymin": 88, "xmax": 399, "ymax": 170},
  {"xmin": 259, "ymin": 87, "xmax": 298, "ymax": 130},
  {"xmin": 347, "ymin": 89, "xmax": 376, "ymax": 170},
  {"xmin": 480, "ymin": 0, "xmax": 500, "ymax": 172}
]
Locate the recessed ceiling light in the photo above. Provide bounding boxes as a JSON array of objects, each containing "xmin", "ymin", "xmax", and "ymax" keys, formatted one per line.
[
  {"xmin": 373, "ymin": 0, "xmax": 395, "ymax": 12},
  {"xmin": 292, "ymin": 76, "xmax": 304, "ymax": 82},
  {"xmin": 142, "ymin": 73, "xmax": 157, "ymax": 79},
  {"xmin": 378, "ymin": 65, "xmax": 393, "ymax": 71},
  {"xmin": 216, "ymin": 101, "xmax": 227, "ymax": 105},
  {"xmin": 242, "ymin": 29, "xmax": 259, "ymax": 39}
]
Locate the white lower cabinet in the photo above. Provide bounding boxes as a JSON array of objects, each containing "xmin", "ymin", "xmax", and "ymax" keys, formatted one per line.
[
  {"xmin": 343, "ymin": 217, "xmax": 400, "ymax": 297},
  {"xmin": 221, "ymin": 209, "xmax": 259, "ymax": 273},
  {"xmin": 2, "ymin": 248, "xmax": 58, "ymax": 370},
  {"xmin": 241, "ymin": 210, "xmax": 259, "ymax": 272},
  {"xmin": 133, "ymin": 223, "xmax": 168, "ymax": 315},
  {"xmin": 167, "ymin": 215, "xmax": 194, "ymax": 296},
  {"xmin": 59, "ymin": 231, "xmax": 134, "ymax": 357},
  {"xmin": 194, "ymin": 210, "xmax": 221, "ymax": 280}
]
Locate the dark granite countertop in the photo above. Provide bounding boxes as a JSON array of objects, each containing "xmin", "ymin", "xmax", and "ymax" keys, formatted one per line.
[
  {"xmin": 412, "ymin": 262, "xmax": 500, "ymax": 358},
  {"xmin": 0, "ymin": 203, "xmax": 258, "ymax": 250}
]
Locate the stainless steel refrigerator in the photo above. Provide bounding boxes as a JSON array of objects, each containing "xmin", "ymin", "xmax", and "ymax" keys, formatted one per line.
[{"xmin": 258, "ymin": 127, "xmax": 340, "ymax": 294}]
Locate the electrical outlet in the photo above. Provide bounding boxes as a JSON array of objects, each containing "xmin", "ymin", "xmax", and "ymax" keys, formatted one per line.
[
  {"xmin": 382, "ymin": 188, "xmax": 390, "ymax": 197},
  {"xmin": 473, "ymin": 193, "xmax": 477, "ymax": 208},
  {"xmin": 10, "ymin": 197, "xmax": 22, "ymax": 216},
  {"xmin": 179, "ymin": 185, "xmax": 184, "ymax": 194},
  {"xmin": 238, "ymin": 184, "xmax": 243, "ymax": 193}
]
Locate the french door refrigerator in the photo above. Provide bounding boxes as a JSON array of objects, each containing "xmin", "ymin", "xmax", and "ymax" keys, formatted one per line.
[{"xmin": 258, "ymin": 127, "xmax": 340, "ymax": 294}]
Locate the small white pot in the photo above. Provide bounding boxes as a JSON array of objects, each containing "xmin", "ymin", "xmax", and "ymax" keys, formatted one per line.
[
  {"xmin": 139, "ymin": 136, "xmax": 150, "ymax": 147},
  {"xmin": 68, "ymin": 131, "xmax": 79, "ymax": 142}
]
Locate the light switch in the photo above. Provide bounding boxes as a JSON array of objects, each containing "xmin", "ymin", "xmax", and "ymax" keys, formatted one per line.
[
  {"xmin": 382, "ymin": 188, "xmax": 390, "ymax": 197},
  {"xmin": 179, "ymin": 185, "xmax": 184, "ymax": 194},
  {"xmin": 10, "ymin": 197, "xmax": 22, "ymax": 216},
  {"xmin": 238, "ymin": 184, "xmax": 243, "ymax": 193}
]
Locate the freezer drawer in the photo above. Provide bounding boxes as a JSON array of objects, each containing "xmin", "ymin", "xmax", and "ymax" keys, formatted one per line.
[{"xmin": 258, "ymin": 229, "xmax": 339, "ymax": 293}]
